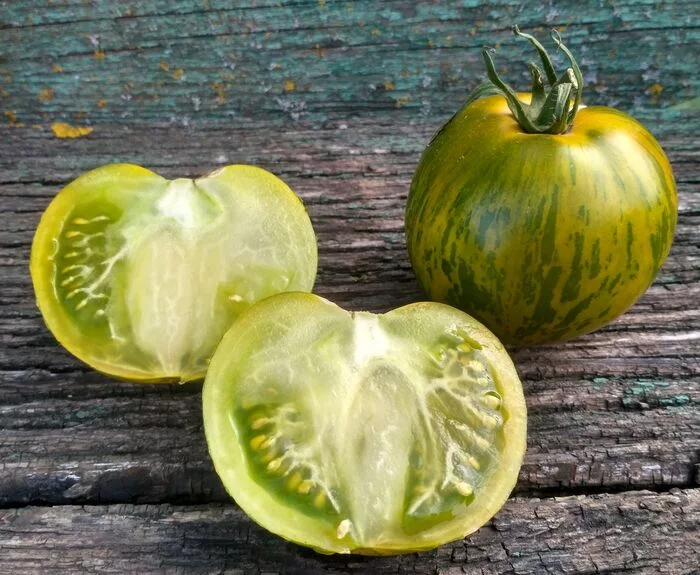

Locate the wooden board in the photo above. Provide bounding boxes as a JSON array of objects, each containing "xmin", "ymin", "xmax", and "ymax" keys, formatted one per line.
[
  {"xmin": 1, "ymin": 0, "xmax": 698, "ymax": 572},
  {"xmin": 1, "ymin": 490, "xmax": 698, "ymax": 574}
]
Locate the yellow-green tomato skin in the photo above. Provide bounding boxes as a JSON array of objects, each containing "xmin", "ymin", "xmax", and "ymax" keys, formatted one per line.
[
  {"xmin": 203, "ymin": 292, "xmax": 527, "ymax": 555},
  {"xmin": 30, "ymin": 164, "xmax": 317, "ymax": 382},
  {"xmin": 405, "ymin": 94, "xmax": 677, "ymax": 344}
]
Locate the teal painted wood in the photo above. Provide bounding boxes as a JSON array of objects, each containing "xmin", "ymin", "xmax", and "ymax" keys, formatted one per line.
[
  {"xmin": 0, "ymin": 0, "xmax": 698, "ymax": 128},
  {"xmin": 0, "ymin": 1, "xmax": 698, "ymax": 572}
]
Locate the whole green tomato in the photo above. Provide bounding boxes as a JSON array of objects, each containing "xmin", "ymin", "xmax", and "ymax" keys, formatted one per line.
[{"xmin": 405, "ymin": 28, "xmax": 677, "ymax": 345}]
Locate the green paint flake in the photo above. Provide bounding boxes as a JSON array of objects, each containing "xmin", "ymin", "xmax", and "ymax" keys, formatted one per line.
[
  {"xmin": 622, "ymin": 397, "xmax": 639, "ymax": 408},
  {"xmin": 665, "ymin": 405, "xmax": 693, "ymax": 414},
  {"xmin": 623, "ymin": 379, "xmax": 671, "ymax": 397},
  {"xmin": 592, "ymin": 376, "xmax": 609, "ymax": 389},
  {"xmin": 660, "ymin": 395, "xmax": 691, "ymax": 407}
]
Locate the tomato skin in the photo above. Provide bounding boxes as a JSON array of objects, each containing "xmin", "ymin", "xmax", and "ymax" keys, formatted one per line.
[{"xmin": 405, "ymin": 94, "xmax": 677, "ymax": 345}]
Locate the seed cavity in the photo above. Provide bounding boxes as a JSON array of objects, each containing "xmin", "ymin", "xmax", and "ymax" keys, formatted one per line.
[
  {"xmin": 404, "ymin": 330, "xmax": 505, "ymax": 521},
  {"xmin": 455, "ymin": 482, "xmax": 473, "ymax": 497},
  {"xmin": 74, "ymin": 298, "xmax": 89, "ymax": 311},
  {"xmin": 250, "ymin": 435, "xmax": 267, "ymax": 449},
  {"xmin": 298, "ymin": 479, "xmax": 313, "ymax": 495},
  {"xmin": 313, "ymin": 490, "xmax": 326, "ymax": 508},
  {"xmin": 54, "ymin": 211, "xmax": 121, "ymax": 328},
  {"xmin": 241, "ymin": 402, "xmax": 341, "ymax": 515},
  {"xmin": 336, "ymin": 519, "xmax": 352, "ymax": 539},
  {"xmin": 250, "ymin": 417, "xmax": 270, "ymax": 430},
  {"xmin": 482, "ymin": 391, "xmax": 502, "ymax": 409},
  {"xmin": 72, "ymin": 215, "xmax": 110, "ymax": 225},
  {"xmin": 267, "ymin": 457, "xmax": 283, "ymax": 472},
  {"xmin": 286, "ymin": 472, "xmax": 303, "ymax": 491}
]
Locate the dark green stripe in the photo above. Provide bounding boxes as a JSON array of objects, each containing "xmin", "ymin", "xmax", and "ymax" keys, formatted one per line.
[{"xmin": 561, "ymin": 232, "xmax": 584, "ymax": 303}]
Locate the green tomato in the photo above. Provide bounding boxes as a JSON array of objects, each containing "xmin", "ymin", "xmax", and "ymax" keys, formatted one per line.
[
  {"xmin": 405, "ymin": 31, "xmax": 677, "ymax": 345},
  {"xmin": 203, "ymin": 293, "xmax": 526, "ymax": 554},
  {"xmin": 31, "ymin": 164, "xmax": 317, "ymax": 382}
]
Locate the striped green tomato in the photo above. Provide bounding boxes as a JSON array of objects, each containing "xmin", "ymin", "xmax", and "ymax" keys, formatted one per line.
[{"xmin": 405, "ymin": 29, "xmax": 677, "ymax": 345}]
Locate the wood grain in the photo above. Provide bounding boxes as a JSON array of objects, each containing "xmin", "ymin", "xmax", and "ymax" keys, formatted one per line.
[
  {"xmin": 1, "ymin": 120, "xmax": 698, "ymax": 506},
  {"xmin": 0, "ymin": 0, "xmax": 697, "ymax": 126},
  {"xmin": 0, "ymin": 0, "xmax": 698, "ymax": 571},
  {"xmin": 0, "ymin": 489, "xmax": 698, "ymax": 574}
]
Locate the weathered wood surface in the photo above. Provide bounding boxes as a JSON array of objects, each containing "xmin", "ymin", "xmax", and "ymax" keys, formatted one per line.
[
  {"xmin": 1, "ymin": 0, "xmax": 699, "ymax": 572},
  {"xmin": 1, "ymin": 490, "xmax": 698, "ymax": 574},
  {"xmin": 1, "ymin": 121, "xmax": 698, "ymax": 509}
]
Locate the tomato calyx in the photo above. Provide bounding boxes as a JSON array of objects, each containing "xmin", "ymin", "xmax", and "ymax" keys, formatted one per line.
[{"xmin": 469, "ymin": 26, "xmax": 584, "ymax": 135}]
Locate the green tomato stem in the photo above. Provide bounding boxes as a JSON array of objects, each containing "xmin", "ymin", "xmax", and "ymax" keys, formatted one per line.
[{"xmin": 471, "ymin": 26, "xmax": 584, "ymax": 135}]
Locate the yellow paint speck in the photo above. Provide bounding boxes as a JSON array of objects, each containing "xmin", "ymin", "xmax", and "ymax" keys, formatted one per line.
[
  {"xmin": 383, "ymin": 80, "xmax": 395, "ymax": 91},
  {"xmin": 172, "ymin": 68, "xmax": 184, "ymax": 81},
  {"xmin": 97, "ymin": 98, "xmax": 107, "ymax": 108},
  {"xmin": 4, "ymin": 111, "xmax": 17, "ymax": 124},
  {"xmin": 52, "ymin": 64, "xmax": 63, "ymax": 73},
  {"xmin": 93, "ymin": 50, "xmax": 106, "ymax": 60},
  {"xmin": 39, "ymin": 88, "xmax": 55, "ymax": 102},
  {"xmin": 211, "ymin": 82, "xmax": 229, "ymax": 104},
  {"xmin": 394, "ymin": 95, "xmax": 411, "ymax": 108},
  {"xmin": 51, "ymin": 122, "xmax": 93, "ymax": 139},
  {"xmin": 319, "ymin": 0, "xmax": 326, "ymax": 7},
  {"xmin": 649, "ymin": 83, "xmax": 664, "ymax": 96},
  {"xmin": 284, "ymin": 80, "xmax": 296, "ymax": 92},
  {"xmin": 160, "ymin": 61, "xmax": 170, "ymax": 72}
]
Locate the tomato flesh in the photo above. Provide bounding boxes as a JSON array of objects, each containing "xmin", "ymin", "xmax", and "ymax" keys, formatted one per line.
[
  {"xmin": 203, "ymin": 293, "xmax": 526, "ymax": 554},
  {"xmin": 31, "ymin": 164, "xmax": 317, "ymax": 381}
]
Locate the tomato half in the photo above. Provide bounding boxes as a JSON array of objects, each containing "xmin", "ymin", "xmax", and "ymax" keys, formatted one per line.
[
  {"xmin": 405, "ymin": 31, "xmax": 677, "ymax": 345},
  {"xmin": 203, "ymin": 293, "xmax": 526, "ymax": 554},
  {"xmin": 31, "ymin": 164, "xmax": 317, "ymax": 382}
]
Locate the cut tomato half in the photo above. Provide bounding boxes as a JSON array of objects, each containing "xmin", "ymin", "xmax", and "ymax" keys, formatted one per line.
[
  {"xmin": 31, "ymin": 164, "xmax": 317, "ymax": 382},
  {"xmin": 203, "ymin": 293, "xmax": 526, "ymax": 554}
]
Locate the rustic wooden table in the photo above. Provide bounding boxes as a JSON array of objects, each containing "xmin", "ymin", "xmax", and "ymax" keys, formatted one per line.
[{"xmin": 1, "ymin": 1, "xmax": 698, "ymax": 573}]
